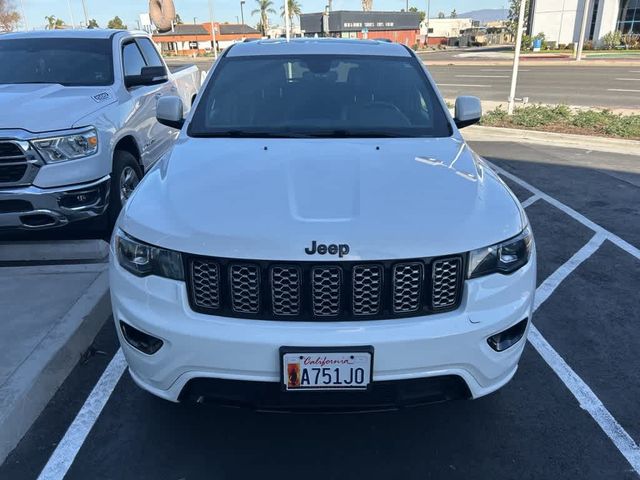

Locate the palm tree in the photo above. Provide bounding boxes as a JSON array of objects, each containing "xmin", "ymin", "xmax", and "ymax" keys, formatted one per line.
[
  {"xmin": 252, "ymin": 0, "xmax": 276, "ymax": 36},
  {"xmin": 44, "ymin": 15, "xmax": 65, "ymax": 29},
  {"xmin": 281, "ymin": 0, "xmax": 302, "ymax": 30}
]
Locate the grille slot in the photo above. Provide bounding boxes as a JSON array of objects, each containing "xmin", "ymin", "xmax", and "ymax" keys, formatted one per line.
[
  {"xmin": 0, "ymin": 165, "xmax": 27, "ymax": 183},
  {"xmin": 191, "ymin": 260, "xmax": 220, "ymax": 309},
  {"xmin": 432, "ymin": 258, "xmax": 462, "ymax": 309},
  {"xmin": 352, "ymin": 265, "xmax": 382, "ymax": 315},
  {"xmin": 0, "ymin": 141, "xmax": 36, "ymax": 186},
  {"xmin": 393, "ymin": 263, "xmax": 423, "ymax": 313},
  {"xmin": 186, "ymin": 255, "xmax": 463, "ymax": 321},
  {"xmin": 230, "ymin": 265, "xmax": 261, "ymax": 313},
  {"xmin": 271, "ymin": 266, "xmax": 301, "ymax": 316},
  {"xmin": 312, "ymin": 267, "xmax": 342, "ymax": 317}
]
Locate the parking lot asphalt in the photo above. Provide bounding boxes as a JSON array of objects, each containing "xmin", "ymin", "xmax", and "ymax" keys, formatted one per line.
[{"xmin": 1, "ymin": 141, "xmax": 639, "ymax": 480}]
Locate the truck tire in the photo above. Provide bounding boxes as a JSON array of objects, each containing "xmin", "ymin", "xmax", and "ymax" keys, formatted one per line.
[{"xmin": 108, "ymin": 150, "xmax": 143, "ymax": 226}]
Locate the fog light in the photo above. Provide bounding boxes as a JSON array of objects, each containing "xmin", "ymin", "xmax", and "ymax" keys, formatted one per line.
[
  {"xmin": 60, "ymin": 188, "xmax": 101, "ymax": 209},
  {"xmin": 487, "ymin": 319, "xmax": 528, "ymax": 352},
  {"xmin": 119, "ymin": 321, "xmax": 163, "ymax": 355}
]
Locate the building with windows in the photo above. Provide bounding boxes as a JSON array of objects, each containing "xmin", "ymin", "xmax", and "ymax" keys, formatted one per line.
[
  {"xmin": 300, "ymin": 11, "xmax": 421, "ymax": 46},
  {"xmin": 529, "ymin": 0, "xmax": 639, "ymax": 46},
  {"xmin": 419, "ymin": 18, "xmax": 474, "ymax": 45}
]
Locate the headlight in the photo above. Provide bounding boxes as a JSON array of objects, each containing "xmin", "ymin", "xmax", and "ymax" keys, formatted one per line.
[
  {"xmin": 33, "ymin": 128, "xmax": 98, "ymax": 163},
  {"xmin": 468, "ymin": 226, "xmax": 533, "ymax": 279},
  {"xmin": 115, "ymin": 229, "xmax": 184, "ymax": 280}
]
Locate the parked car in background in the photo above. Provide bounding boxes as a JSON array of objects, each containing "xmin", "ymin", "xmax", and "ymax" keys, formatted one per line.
[
  {"xmin": 0, "ymin": 29, "xmax": 201, "ymax": 231},
  {"xmin": 111, "ymin": 39, "xmax": 536, "ymax": 410}
]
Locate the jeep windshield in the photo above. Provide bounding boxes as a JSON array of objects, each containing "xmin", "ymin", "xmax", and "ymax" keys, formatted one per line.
[
  {"xmin": 0, "ymin": 38, "xmax": 114, "ymax": 87},
  {"xmin": 189, "ymin": 54, "xmax": 452, "ymax": 138}
]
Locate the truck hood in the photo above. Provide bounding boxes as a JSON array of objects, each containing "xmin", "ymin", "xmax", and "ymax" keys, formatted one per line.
[
  {"xmin": 121, "ymin": 137, "xmax": 525, "ymax": 260},
  {"xmin": 0, "ymin": 84, "xmax": 116, "ymax": 133}
]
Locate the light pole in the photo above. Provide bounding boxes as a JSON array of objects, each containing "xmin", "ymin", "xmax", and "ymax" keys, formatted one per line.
[
  {"xmin": 507, "ymin": 0, "xmax": 527, "ymax": 115},
  {"xmin": 240, "ymin": 0, "xmax": 245, "ymax": 25},
  {"xmin": 576, "ymin": 0, "xmax": 591, "ymax": 61},
  {"xmin": 67, "ymin": 0, "xmax": 76, "ymax": 28},
  {"xmin": 194, "ymin": 16, "xmax": 198, "ymax": 24},
  {"xmin": 208, "ymin": 0, "xmax": 218, "ymax": 60},
  {"xmin": 81, "ymin": 0, "xmax": 89, "ymax": 27},
  {"xmin": 284, "ymin": 0, "xmax": 290, "ymax": 40}
]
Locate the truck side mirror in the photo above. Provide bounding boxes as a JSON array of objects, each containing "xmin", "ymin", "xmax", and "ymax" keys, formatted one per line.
[
  {"xmin": 157, "ymin": 96, "xmax": 184, "ymax": 129},
  {"xmin": 125, "ymin": 66, "xmax": 168, "ymax": 89},
  {"xmin": 454, "ymin": 96, "xmax": 482, "ymax": 129}
]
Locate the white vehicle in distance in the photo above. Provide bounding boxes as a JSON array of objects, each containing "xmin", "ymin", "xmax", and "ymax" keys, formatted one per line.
[
  {"xmin": 0, "ymin": 30, "xmax": 201, "ymax": 231},
  {"xmin": 110, "ymin": 39, "xmax": 536, "ymax": 410}
]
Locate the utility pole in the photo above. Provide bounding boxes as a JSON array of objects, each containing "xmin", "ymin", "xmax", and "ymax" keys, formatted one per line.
[
  {"xmin": 575, "ymin": 0, "xmax": 591, "ymax": 61},
  {"xmin": 240, "ymin": 0, "xmax": 245, "ymax": 25},
  {"xmin": 425, "ymin": 0, "xmax": 430, "ymax": 46},
  {"xmin": 81, "ymin": 0, "xmax": 89, "ymax": 27},
  {"xmin": 19, "ymin": 0, "xmax": 28, "ymax": 30},
  {"xmin": 406, "ymin": 0, "xmax": 409, "ymax": 12},
  {"xmin": 507, "ymin": 0, "xmax": 526, "ymax": 115},
  {"xmin": 67, "ymin": 0, "xmax": 76, "ymax": 28},
  {"xmin": 284, "ymin": 0, "xmax": 290, "ymax": 40},
  {"xmin": 208, "ymin": 0, "xmax": 218, "ymax": 60}
]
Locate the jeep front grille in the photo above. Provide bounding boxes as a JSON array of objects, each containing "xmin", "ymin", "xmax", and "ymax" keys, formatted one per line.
[{"xmin": 185, "ymin": 255, "xmax": 464, "ymax": 321}]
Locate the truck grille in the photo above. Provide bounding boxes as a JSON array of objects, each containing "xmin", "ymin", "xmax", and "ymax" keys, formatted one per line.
[
  {"xmin": 186, "ymin": 255, "xmax": 464, "ymax": 321},
  {"xmin": 0, "ymin": 141, "xmax": 40, "ymax": 186}
]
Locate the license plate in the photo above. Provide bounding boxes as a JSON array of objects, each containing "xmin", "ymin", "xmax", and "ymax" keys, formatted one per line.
[{"xmin": 280, "ymin": 347, "xmax": 373, "ymax": 391}]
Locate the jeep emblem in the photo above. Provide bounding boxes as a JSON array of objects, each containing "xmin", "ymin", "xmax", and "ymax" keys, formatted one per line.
[{"xmin": 305, "ymin": 241, "xmax": 350, "ymax": 258}]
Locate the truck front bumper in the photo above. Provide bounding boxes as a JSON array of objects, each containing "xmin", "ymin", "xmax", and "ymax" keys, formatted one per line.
[
  {"xmin": 110, "ymin": 249, "xmax": 537, "ymax": 406},
  {"xmin": 0, "ymin": 176, "xmax": 110, "ymax": 230}
]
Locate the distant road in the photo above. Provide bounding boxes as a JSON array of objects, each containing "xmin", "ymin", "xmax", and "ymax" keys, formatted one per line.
[{"xmin": 168, "ymin": 54, "xmax": 640, "ymax": 109}]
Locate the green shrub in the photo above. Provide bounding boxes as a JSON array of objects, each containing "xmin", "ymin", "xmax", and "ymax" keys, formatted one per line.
[{"xmin": 511, "ymin": 104, "xmax": 571, "ymax": 127}]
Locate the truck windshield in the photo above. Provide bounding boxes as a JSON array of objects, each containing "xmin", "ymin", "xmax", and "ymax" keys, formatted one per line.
[
  {"xmin": 189, "ymin": 54, "xmax": 452, "ymax": 138},
  {"xmin": 0, "ymin": 38, "xmax": 114, "ymax": 87}
]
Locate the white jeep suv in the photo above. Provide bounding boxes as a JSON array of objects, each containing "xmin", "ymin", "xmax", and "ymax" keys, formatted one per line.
[{"xmin": 110, "ymin": 39, "xmax": 535, "ymax": 410}]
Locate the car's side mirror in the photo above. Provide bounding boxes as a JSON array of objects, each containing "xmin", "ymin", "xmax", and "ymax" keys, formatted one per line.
[
  {"xmin": 454, "ymin": 96, "xmax": 482, "ymax": 129},
  {"xmin": 125, "ymin": 66, "xmax": 168, "ymax": 89},
  {"xmin": 157, "ymin": 96, "xmax": 184, "ymax": 129}
]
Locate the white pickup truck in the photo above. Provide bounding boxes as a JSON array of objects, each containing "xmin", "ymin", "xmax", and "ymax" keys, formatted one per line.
[{"xmin": 0, "ymin": 29, "xmax": 201, "ymax": 230}]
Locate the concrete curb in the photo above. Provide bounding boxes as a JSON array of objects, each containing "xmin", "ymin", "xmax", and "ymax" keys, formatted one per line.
[
  {"xmin": 0, "ymin": 240, "xmax": 109, "ymax": 265},
  {"xmin": 0, "ymin": 269, "xmax": 111, "ymax": 464},
  {"xmin": 462, "ymin": 125, "xmax": 640, "ymax": 155},
  {"xmin": 422, "ymin": 59, "xmax": 640, "ymax": 67}
]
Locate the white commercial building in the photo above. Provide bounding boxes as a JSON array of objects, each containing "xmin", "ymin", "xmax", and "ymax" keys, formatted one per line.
[
  {"xmin": 530, "ymin": 0, "xmax": 639, "ymax": 46},
  {"xmin": 420, "ymin": 18, "xmax": 473, "ymax": 39}
]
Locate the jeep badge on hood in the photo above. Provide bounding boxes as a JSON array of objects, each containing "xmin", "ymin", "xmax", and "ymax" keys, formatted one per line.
[{"xmin": 305, "ymin": 241, "xmax": 350, "ymax": 257}]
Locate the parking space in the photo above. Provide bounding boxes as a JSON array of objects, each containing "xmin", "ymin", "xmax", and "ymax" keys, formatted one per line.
[{"xmin": 1, "ymin": 140, "xmax": 639, "ymax": 479}]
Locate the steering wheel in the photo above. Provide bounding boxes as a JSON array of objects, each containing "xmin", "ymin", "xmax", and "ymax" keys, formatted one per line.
[{"xmin": 361, "ymin": 101, "xmax": 411, "ymax": 126}]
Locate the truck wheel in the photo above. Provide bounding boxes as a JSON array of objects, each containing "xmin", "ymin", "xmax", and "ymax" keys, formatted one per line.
[{"xmin": 108, "ymin": 150, "xmax": 142, "ymax": 226}]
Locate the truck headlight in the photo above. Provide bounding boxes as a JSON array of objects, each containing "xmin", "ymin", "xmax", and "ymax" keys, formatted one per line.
[
  {"xmin": 115, "ymin": 229, "xmax": 184, "ymax": 280},
  {"xmin": 468, "ymin": 226, "xmax": 533, "ymax": 279},
  {"xmin": 33, "ymin": 128, "xmax": 98, "ymax": 163}
]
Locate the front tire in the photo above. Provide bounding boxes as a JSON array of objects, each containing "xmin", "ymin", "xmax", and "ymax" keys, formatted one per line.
[{"xmin": 108, "ymin": 150, "xmax": 142, "ymax": 227}]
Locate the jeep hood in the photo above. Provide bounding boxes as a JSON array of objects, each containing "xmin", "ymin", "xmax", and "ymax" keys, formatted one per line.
[
  {"xmin": 121, "ymin": 137, "xmax": 525, "ymax": 260},
  {"xmin": 0, "ymin": 84, "xmax": 116, "ymax": 133}
]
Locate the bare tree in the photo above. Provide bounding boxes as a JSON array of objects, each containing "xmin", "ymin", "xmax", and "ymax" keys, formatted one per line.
[
  {"xmin": 0, "ymin": 0, "xmax": 20, "ymax": 32},
  {"xmin": 361, "ymin": 0, "xmax": 373, "ymax": 11}
]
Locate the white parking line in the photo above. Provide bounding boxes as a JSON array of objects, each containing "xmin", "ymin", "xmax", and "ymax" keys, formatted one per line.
[
  {"xmin": 520, "ymin": 195, "xmax": 540, "ymax": 209},
  {"xmin": 481, "ymin": 69, "xmax": 530, "ymax": 72},
  {"xmin": 530, "ymin": 232, "xmax": 640, "ymax": 474},
  {"xmin": 607, "ymin": 88, "xmax": 640, "ymax": 93},
  {"xmin": 490, "ymin": 162, "xmax": 640, "ymax": 260},
  {"xmin": 455, "ymin": 74, "xmax": 509, "ymax": 78},
  {"xmin": 614, "ymin": 78, "xmax": 640, "ymax": 81},
  {"xmin": 438, "ymin": 83, "xmax": 492, "ymax": 88},
  {"xmin": 36, "ymin": 350, "xmax": 127, "ymax": 480}
]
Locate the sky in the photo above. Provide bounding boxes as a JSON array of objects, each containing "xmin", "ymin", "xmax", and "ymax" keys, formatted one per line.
[{"xmin": 16, "ymin": 0, "xmax": 508, "ymax": 31}]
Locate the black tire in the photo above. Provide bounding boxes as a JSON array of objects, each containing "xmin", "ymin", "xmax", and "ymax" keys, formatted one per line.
[{"xmin": 108, "ymin": 150, "xmax": 143, "ymax": 227}]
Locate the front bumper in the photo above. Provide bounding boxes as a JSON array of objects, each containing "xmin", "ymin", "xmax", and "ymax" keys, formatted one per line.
[
  {"xmin": 110, "ymin": 250, "xmax": 536, "ymax": 404},
  {"xmin": 0, "ymin": 176, "xmax": 110, "ymax": 230}
]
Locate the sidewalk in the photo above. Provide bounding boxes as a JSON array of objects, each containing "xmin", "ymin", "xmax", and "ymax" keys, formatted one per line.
[{"xmin": 0, "ymin": 241, "xmax": 111, "ymax": 464}]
